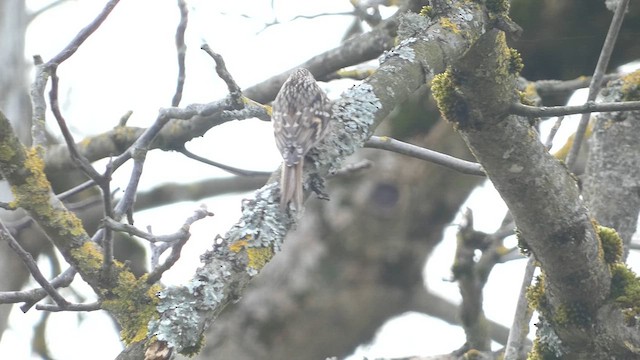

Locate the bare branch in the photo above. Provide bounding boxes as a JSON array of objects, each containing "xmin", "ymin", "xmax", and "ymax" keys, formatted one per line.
[
  {"xmin": 147, "ymin": 207, "xmax": 213, "ymax": 284},
  {"xmin": 257, "ymin": 11, "xmax": 355, "ymax": 33},
  {"xmin": 9, "ymin": 268, "xmax": 77, "ymax": 312},
  {"xmin": 171, "ymin": 0, "xmax": 189, "ymax": 107},
  {"xmin": 533, "ymin": 74, "xmax": 619, "ymax": 98},
  {"xmin": 566, "ymin": 0, "xmax": 630, "ymax": 170},
  {"xmin": 330, "ymin": 159, "xmax": 373, "ymax": 177},
  {"xmin": 134, "ymin": 175, "xmax": 268, "ymax": 211},
  {"xmin": 46, "ymin": 0, "xmax": 120, "ymax": 67},
  {"xmin": 544, "ymin": 116, "xmax": 564, "ymax": 150},
  {"xmin": 179, "ymin": 146, "xmax": 271, "ymax": 177},
  {"xmin": 242, "ymin": 6, "xmax": 400, "ymax": 104},
  {"xmin": 0, "ymin": 221, "xmax": 69, "ymax": 308},
  {"xmin": 49, "ymin": 69, "xmax": 104, "ymax": 182},
  {"xmin": 201, "ymin": 44, "xmax": 243, "ymax": 109},
  {"xmin": 509, "ymin": 100, "xmax": 640, "ymax": 117},
  {"xmin": 36, "ymin": 301, "xmax": 101, "ymax": 312},
  {"xmin": 365, "ymin": 136, "xmax": 485, "ymax": 176},
  {"xmin": 29, "ymin": 0, "xmax": 121, "ymax": 147},
  {"xmin": 503, "ymin": 257, "xmax": 536, "ymax": 360}
]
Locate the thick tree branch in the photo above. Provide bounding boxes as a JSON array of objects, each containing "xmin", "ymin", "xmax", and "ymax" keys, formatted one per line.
[
  {"xmin": 583, "ymin": 74, "xmax": 640, "ymax": 258},
  {"xmin": 429, "ymin": 7, "xmax": 635, "ymax": 355},
  {"xmin": 140, "ymin": 3, "xmax": 490, "ymax": 357},
  {"xmin": 565, "ymin": 0, "xmax": 629, "ymax": 170}
]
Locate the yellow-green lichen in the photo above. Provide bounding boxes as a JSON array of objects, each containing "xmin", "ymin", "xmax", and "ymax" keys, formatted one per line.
[
  {"xmin": 102, "ymin": 270, "xmax": 162, "ymax": 345},
  {"xmin": 419, "ymin": 5, "xmax": 433, "ymax": 17},
  {"xmin": 508, "ymin": 48, "xmax": 524, "ymax": 75},
  {"xmin": 243, "ymin": 96, "xmax": 272, "ymax": 117},
  {"xmin": 463, "ymin": 349, "xmax": 483, "ymax": 359},
  {"xmin": 70, "ymin": 242, "xmax": 104, "ymax": 276},
  {"xmin": 596, "ymin": 225, "xmax": 623, "ymax": 265},
  {"xmin": 71, "ymin": 241, "xmax": 162, "ymax": 345},
  {"xmin": 523, "ymin": 83, "xmax": 537, "ymax": 99},
  {"xmin": 610, "ymin": 263, "xmax": 640, "ymax": 326},
  {"xmin": 228, "ymin": 236, "xmax": 274, "ymax": 271},
  {"xmin": 247, "ymin": 247, "xmax": 274, "ymax": 271},
  {"xmin": 527, "ymin": 274, "xmax": 546, "ymax": 312},
  {"xmin": 228, "ymin": 238, "xmax": 249, "ymax": 253},
  {"xmin": 439, "ymin": 17, "xmax": 460, "ymax": 34},
  {"xmin": 621, "ymin": 70, "xmax": 640, "ymax": 101},
  {"xmin": 12, "ymin": 147, "xmax": 50, "ymax": 212},
  {"xmin": 431, "ymin": 69, "xmax": 468, "ymax": 125}
]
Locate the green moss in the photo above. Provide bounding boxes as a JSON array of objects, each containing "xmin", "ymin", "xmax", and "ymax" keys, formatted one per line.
[
  {"xmin": 419, "ymin": 5, "xmax": 433, "ymax": 17},
  {"xmin": 431, "ymin": 69, "xmax": 468, "ymax": 125},
  {"xmin": 596, "ymin": 225, "xmax": 623, "ymax": 265},
  {"xmin": 610, "ymin": 263, "xmax": 640, "ymax": 325},
  {"xmin": 463, "ymin": 349, "xmax": 483, "ymax": 359},
  {"xmin": 0, "ymin": 142, "xmax": 16, "ymax": 162},
  {"xmin": 527, "ymin": 274, "xmax": 546, "ymax": 311},
  {"xmin": 553, "ymin": 302, "xmax": 591, "ymax": 327},
  {"xmin": 508, "ymin": 48, "xmax": 524, "ymax": 75},
  {"xmin": 528, "ymin": 337, "xmax": 561, "ymax": 360},
  {"xmin": 516, "ymin": 228, "xmax": 531, "ymax": 256}
]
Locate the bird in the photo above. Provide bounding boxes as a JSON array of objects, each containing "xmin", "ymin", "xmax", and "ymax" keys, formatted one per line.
[{"xmin": 272, "ymin": 68, "xmax": 332, "ymax": 210}]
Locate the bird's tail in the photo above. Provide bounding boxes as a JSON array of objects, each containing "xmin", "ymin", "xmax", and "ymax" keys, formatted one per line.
[{"xmin": 280, "ymin": 160, "xmax": 304, "ymax": 210}]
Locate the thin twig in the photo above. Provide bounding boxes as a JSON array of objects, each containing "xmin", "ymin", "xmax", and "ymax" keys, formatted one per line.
[
  {"xmin": 256, "ymin": 11, "xmax": 355, "ymax": 34},
  {"xmin": 56, "ymin": 179, "xmax": 97, "ymax": 201},
  {"xmin": 46, "ymin": 0, "xmax": 121, "ymax": 67},
  {"xmin": 2, "ymin": 268, "xmax": 77, "ymax": 312},
  {"xmin": 30, "ymin": 0, "xmax": 121, "ymax": 147},
  {"xmin": 544, "ymin": 116, "xmax": 564, "ymax": 150},
  {"xmin": 365, "ymin": 136, "xmax": 485, "ymax": 176},
  {"xmin": 200, "ymin": 44, "xmax": 244, "ymax": 109},
  {"xmin": 36, "ymin": 301, "xmax": 101, "ymax": 312},
  {"xmin": 147, "ymin": 207, "xmax": 214, "ymax": 284},
  {"xmin": 0, "ymin": 221, "xmax": 69, "ymax": 308},
  {"xmin": 504, "ymin": 257, "xmax": 536, "ymax": 360},
  {"xmin": 533, "ymin": 74, "xmax": 619, "ymax": 97},
  {"xmin": 179, "ymin": 146, "xmax": 271, "ymax": 177},
  {"xmin": 171, "ymin": 0, "xmax": 189, "ymax": 107},
  {"xmin": 510, "ymin": 100, "xmax": 640, "ymax": 118},
  {"xmin": 565, "ymin": 0, "xmax": 630, "ymax": 170},
  {"xmin": 330, "ymin": 159, "xmax": 373, "ymax": 177},
  {"xmin": 49, "ymin": 69, "xmax": 104, "ymax": 182},
  {"xmin": 101, "ymin": 161, "xmax": 114, "ymax": 272}
]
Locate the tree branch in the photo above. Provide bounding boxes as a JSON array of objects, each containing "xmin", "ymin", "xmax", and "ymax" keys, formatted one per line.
[
  {"xmin": 565, "ymin": 0, "xmax": 630, "ymax": 170},
  {"xmin": 141, "ymin": 4, "xmax": 490, "ymax": 357},
  {"xmin": 510, "ymin": 100, "xmax": 640, "ymax": 117},
  {"xmin": 365, "ymin": 136, "xmax": 485, "ymax": 176}
]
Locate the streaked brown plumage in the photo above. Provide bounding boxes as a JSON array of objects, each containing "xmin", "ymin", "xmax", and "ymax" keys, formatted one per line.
[{"xmin": 272, "ymin": 68, "xmax": 331, "ymax": 210}]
